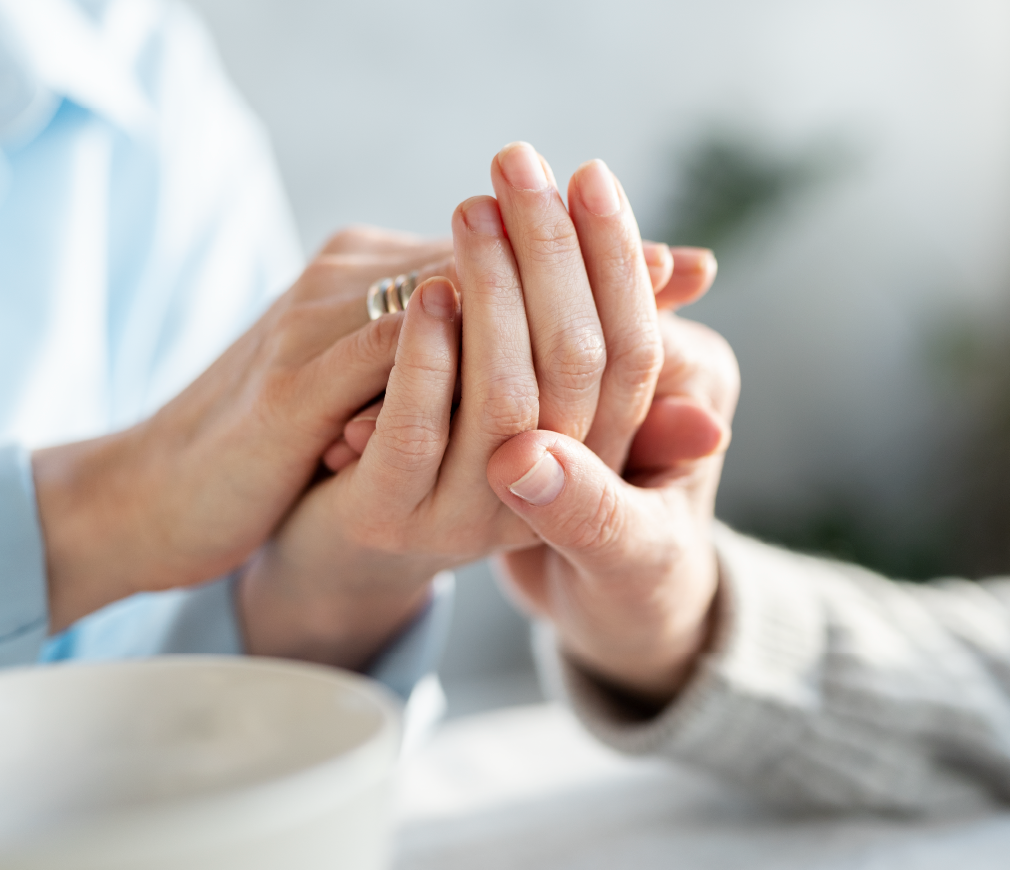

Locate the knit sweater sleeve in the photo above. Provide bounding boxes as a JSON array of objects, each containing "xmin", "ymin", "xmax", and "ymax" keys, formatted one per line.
[{"xmin": 534, "ymin": 524, "xmax": 1010, "ymax": 812}]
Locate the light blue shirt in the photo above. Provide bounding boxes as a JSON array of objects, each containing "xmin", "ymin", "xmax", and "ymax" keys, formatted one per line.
[{"xmin": 0, "ymin": 0, "xmax": 450, "ymax": 701}]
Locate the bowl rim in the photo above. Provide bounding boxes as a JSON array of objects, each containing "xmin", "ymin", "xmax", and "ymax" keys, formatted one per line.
[{"xmin": 0, "ymin": 655, "xmax": 403, "ymax": 857}]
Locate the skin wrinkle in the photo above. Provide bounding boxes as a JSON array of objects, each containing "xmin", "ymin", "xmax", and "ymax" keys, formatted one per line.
[
  {"xmin": 373, "ymin": 417, "xmax": 447, "ymax": 466},
  {"xmin": 473, "ymin": 381, "xmax": 540, "ymax": 439},
  {"xmin": 517, "ymin": 222, "xmax": 585, "ymax": 267},
  {"xmin": 566, "ymin": 474, "xmax": 627, "ymax": 559},
  {"xmin": 599, "ymin": 336, "xmax": 664, "ymax": 397},
  {"xmin": 588, "ymin": 234, "xmax": 641, "ymax": 287}
]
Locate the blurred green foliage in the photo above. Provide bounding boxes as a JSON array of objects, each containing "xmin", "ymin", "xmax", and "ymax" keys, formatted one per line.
[
  {"xmin": 665, "ymin": 126, "xmax": 1010, "ymax": 581},
  {"xmin": 662, "ymin": 128, "xmax": 854, "ymax": 253}
]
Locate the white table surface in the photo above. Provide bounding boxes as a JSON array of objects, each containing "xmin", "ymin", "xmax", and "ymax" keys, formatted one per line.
[{"xmin": 393, "ymin": 703, "xmax": 1010, "ymax": 870}]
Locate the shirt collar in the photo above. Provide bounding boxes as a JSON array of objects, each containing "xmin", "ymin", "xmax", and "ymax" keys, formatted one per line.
[{"xmin": 0, "ymin": 0, "xmax": 153, "ymax": 145}]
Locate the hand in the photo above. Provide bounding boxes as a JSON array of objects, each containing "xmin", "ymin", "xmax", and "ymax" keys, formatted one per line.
[
  {"xmin": 32, "ymin": 229, "xmax": 454, "ymax": 632},
  {"xmin": 488, "ymin": 309, "xmax": 739, "ymax": 708},
  {"xmin": 237, "ymin": 142, "xmax": 670, "ymax": 668},
  {"xmin": 474, "ymin": 152, "xmax": 734, "ymax": 706}
]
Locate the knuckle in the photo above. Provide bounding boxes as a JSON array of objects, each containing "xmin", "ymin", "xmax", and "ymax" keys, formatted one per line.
[
  {"xmin": 520, "ymin": 217, "xmax": 581, "ymax": 265},
  {"xmin": 321, "ymin": 224, "xmax": 380, "ymax": 254},
  {"xmin": 539, "ymin": 327, "xmax": 606, "ymax": 397},
  {"xmin": 285, "ymin": 259, "xmax": 346, "ymax": 306},
  {"xmin": 608, "ymin": 330, "xmax": 663, "ymax": 392},
  {"xmin": 595, "ymin": 237, "xmax": 641, "ymax": 289},
  {"xmin": 465, "ymin": 257, "xmax": 521, "ymax": 303},
  {"xmin": 663, "ymin": 317, "xmax": 741, "ymax": 408},
  {"xmin": 396, "ymin": 339, "xmax": 456, "ymax": 379},
  {"xmin": 476, "ymin": 372, "xmax": 539, "ymax": 437},
  {"xmin": 377, "ymin": 414, "xmax": 444, "ymax": 470}
]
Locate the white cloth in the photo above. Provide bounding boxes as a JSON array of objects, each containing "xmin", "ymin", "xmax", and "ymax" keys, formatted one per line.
[{"xmin": 394, "ymin": 704, "xmax": 1010, "ymax": 870}]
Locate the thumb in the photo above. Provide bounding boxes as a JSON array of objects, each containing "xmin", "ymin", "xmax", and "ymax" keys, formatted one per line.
[{"xmin": 487, "ymin": 430, "xmax": 667, "ymax": 575}]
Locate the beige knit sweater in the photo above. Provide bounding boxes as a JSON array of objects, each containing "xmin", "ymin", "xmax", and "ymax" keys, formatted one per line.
[{"xmin": 535, "ymin": 525, "xmax": 1010, "ymax": 813}]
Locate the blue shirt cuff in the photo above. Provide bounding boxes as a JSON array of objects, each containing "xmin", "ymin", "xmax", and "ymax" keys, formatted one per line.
[
  {"xmin": 0, "ymin": 443, "xmax": 49, "ymax": 666},
  {"xmin": 40, "ymin": 568, "xmax": 455, "ymax": 706},
  {"xmin": 40, "ymin": 574, "xmax": 243, "ymax": 662}
]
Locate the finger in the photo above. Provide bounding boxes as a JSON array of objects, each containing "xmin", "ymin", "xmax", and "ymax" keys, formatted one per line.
[
  {"xmin": 286, "ymin": 311, "xmax": 405, "ymax": 446},
  {"xmin": 320, "ymin": 225, "xmax": 454, "ymax": 259},
  {"xmin": 322, "ymin": 437, "xmax": 357, "ymax": 473},
  {"xmin": 625, "ymin": 397, "xmax": 730, "ymax": 474},
  {"xmin": 321, "ymin": 399, "xmax": 384, "ymax": 472},
  {"xmin": 440, "ymin": 197, "xmax": 539, "ymax": 489},
  {"xmin": 568, "ymin": 159, "xmax": 662, "ymax": 471},
  {"xmin": 654, "ymin": 315, "xmax": 741, "ymax": 420},
  {"xmin": 490, "ymin": 142, "xmax": 605, "ymax": 441},
  {"xmin": 295, "ymin": 253, "xmax": 461, "ymax": 338},
  {"xmin": 487, "ymin": 430, "xmax": 669, "ymax": 578},
  {"xmin": 621, "ymin": 315, "xmax": 740, "ymax": 479},
  {"xmin": 348, "ymin": 278, "xmax": 460, "ymax": 511},
  {"xmin": 643, "ymin": 241, "xmax": 674, "ymax": 292},
  {"xmin": 655, "ymin": 248, "xmax": 718, "ymax": 310},
  {"xmin": 344, "ymin": 399, "xmax": 384, "ymax": 455}
]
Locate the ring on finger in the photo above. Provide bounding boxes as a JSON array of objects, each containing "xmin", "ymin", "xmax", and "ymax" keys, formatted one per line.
[{"xmin": 366, "ymin": 272, "xmax": 418, "ymax": 320}]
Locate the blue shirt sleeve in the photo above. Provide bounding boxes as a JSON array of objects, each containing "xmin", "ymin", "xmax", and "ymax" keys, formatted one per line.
[
  {"xmin": 0, "ymin": 443, "xmax": 49, "ymax": 665},
  {"xmin": 39, "ymin": 575, "xmax": 244, "ymax": 663},
  {"xmin": 41, "ymin": 569, "xmax": 455, "ymax": 703}
]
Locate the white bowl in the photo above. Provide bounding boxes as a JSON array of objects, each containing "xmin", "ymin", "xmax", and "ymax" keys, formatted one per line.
[{"xmin": 0, "ymin": 656, "xmax": 402, "ymax": 870}]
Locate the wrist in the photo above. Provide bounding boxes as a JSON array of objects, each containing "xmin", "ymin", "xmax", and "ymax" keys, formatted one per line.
[
  {"xmin": 557, "ymin": 541, "xmax": 720, "ymax": 709},
  {"xmin": 236, "ymin": 548, "xmax": 435, "ymax": 670},
  {"xmin": 33, "ymin": 428, "xmax": 162, "ymax": 632}
]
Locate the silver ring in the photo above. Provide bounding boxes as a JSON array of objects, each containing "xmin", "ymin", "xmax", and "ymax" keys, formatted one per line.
[
  {"xmin": 385, "ymin": 275, "xmax": 404, "ymax": 313},
  {"xmin": 397, "ymin": 271, "xmax": 418, "ymax": 310},
  {"xmin": 366, "ymin": 271, "xmax": 419, "ymax": 320},
  {"xmin": 366, "ymin": 278, "xmax": 393, "ymax": 321}
]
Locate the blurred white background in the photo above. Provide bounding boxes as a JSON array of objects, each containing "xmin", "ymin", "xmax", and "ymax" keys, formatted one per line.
[{"xmin": 188, "ymin": 0, "xmax": 1010, "ymax": 713}]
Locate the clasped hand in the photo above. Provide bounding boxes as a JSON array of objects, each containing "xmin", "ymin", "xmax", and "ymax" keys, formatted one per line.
[{"xmin": 34, "ymin": 142, "xmax": 739, "ymax": 708}]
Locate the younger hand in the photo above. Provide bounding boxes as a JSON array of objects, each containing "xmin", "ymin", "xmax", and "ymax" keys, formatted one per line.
[{"xmin": 32, "ymin": 231, "xmax": 453, "ymax": 631}]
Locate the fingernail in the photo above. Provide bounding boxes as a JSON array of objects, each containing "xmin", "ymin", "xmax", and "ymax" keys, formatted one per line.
[
  {"xmin": 461, "ymin": 197, "xmax": 504, "ymax": 236},
  {"xmin": 499, "ymin": 142, "xmax": 549, "ymax": 191},
  {"xmin": 540, "ymin": 154, "xmax": 559, "ymax": 191},
  {"xmin": 349, "ymin": 400, "xmax": 383, "ymax": 424},
  {"xmin": 578, "ymin": 159, "xmax": 621, "ymax": 216},
  {"xmin": 704, "ymin": 249, "xmax": 718, "ymax": 279},
  {"xmin": 418, "ymin": 279, "xmax": 456, "ymax": 321},
  {"xmin": 349, "ymin": 411, "xmax": 380, "ymax": 424},
  {"xmin": 642, "ymin": 241, "xmax": 671, "ymax": 268},
  {"xmin": 675, "ymin": 247, "xmax": 716, "ymax": 274},
  {"xmin": 508, "ymin": 451, "xmax": 566, "ymax": 506}
]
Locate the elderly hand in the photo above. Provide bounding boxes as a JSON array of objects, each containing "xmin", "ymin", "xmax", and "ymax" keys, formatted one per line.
[
  {"xmin": 470, "ymin": 148, "xmax": 738, "ymax": 706},
  {"xmin": 31, "ymin": 231, "xmax": 454, "ymax": 632},
  {"xmin": 489, "ymin": 311, "xmax": 738, "ymax": 706}
]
